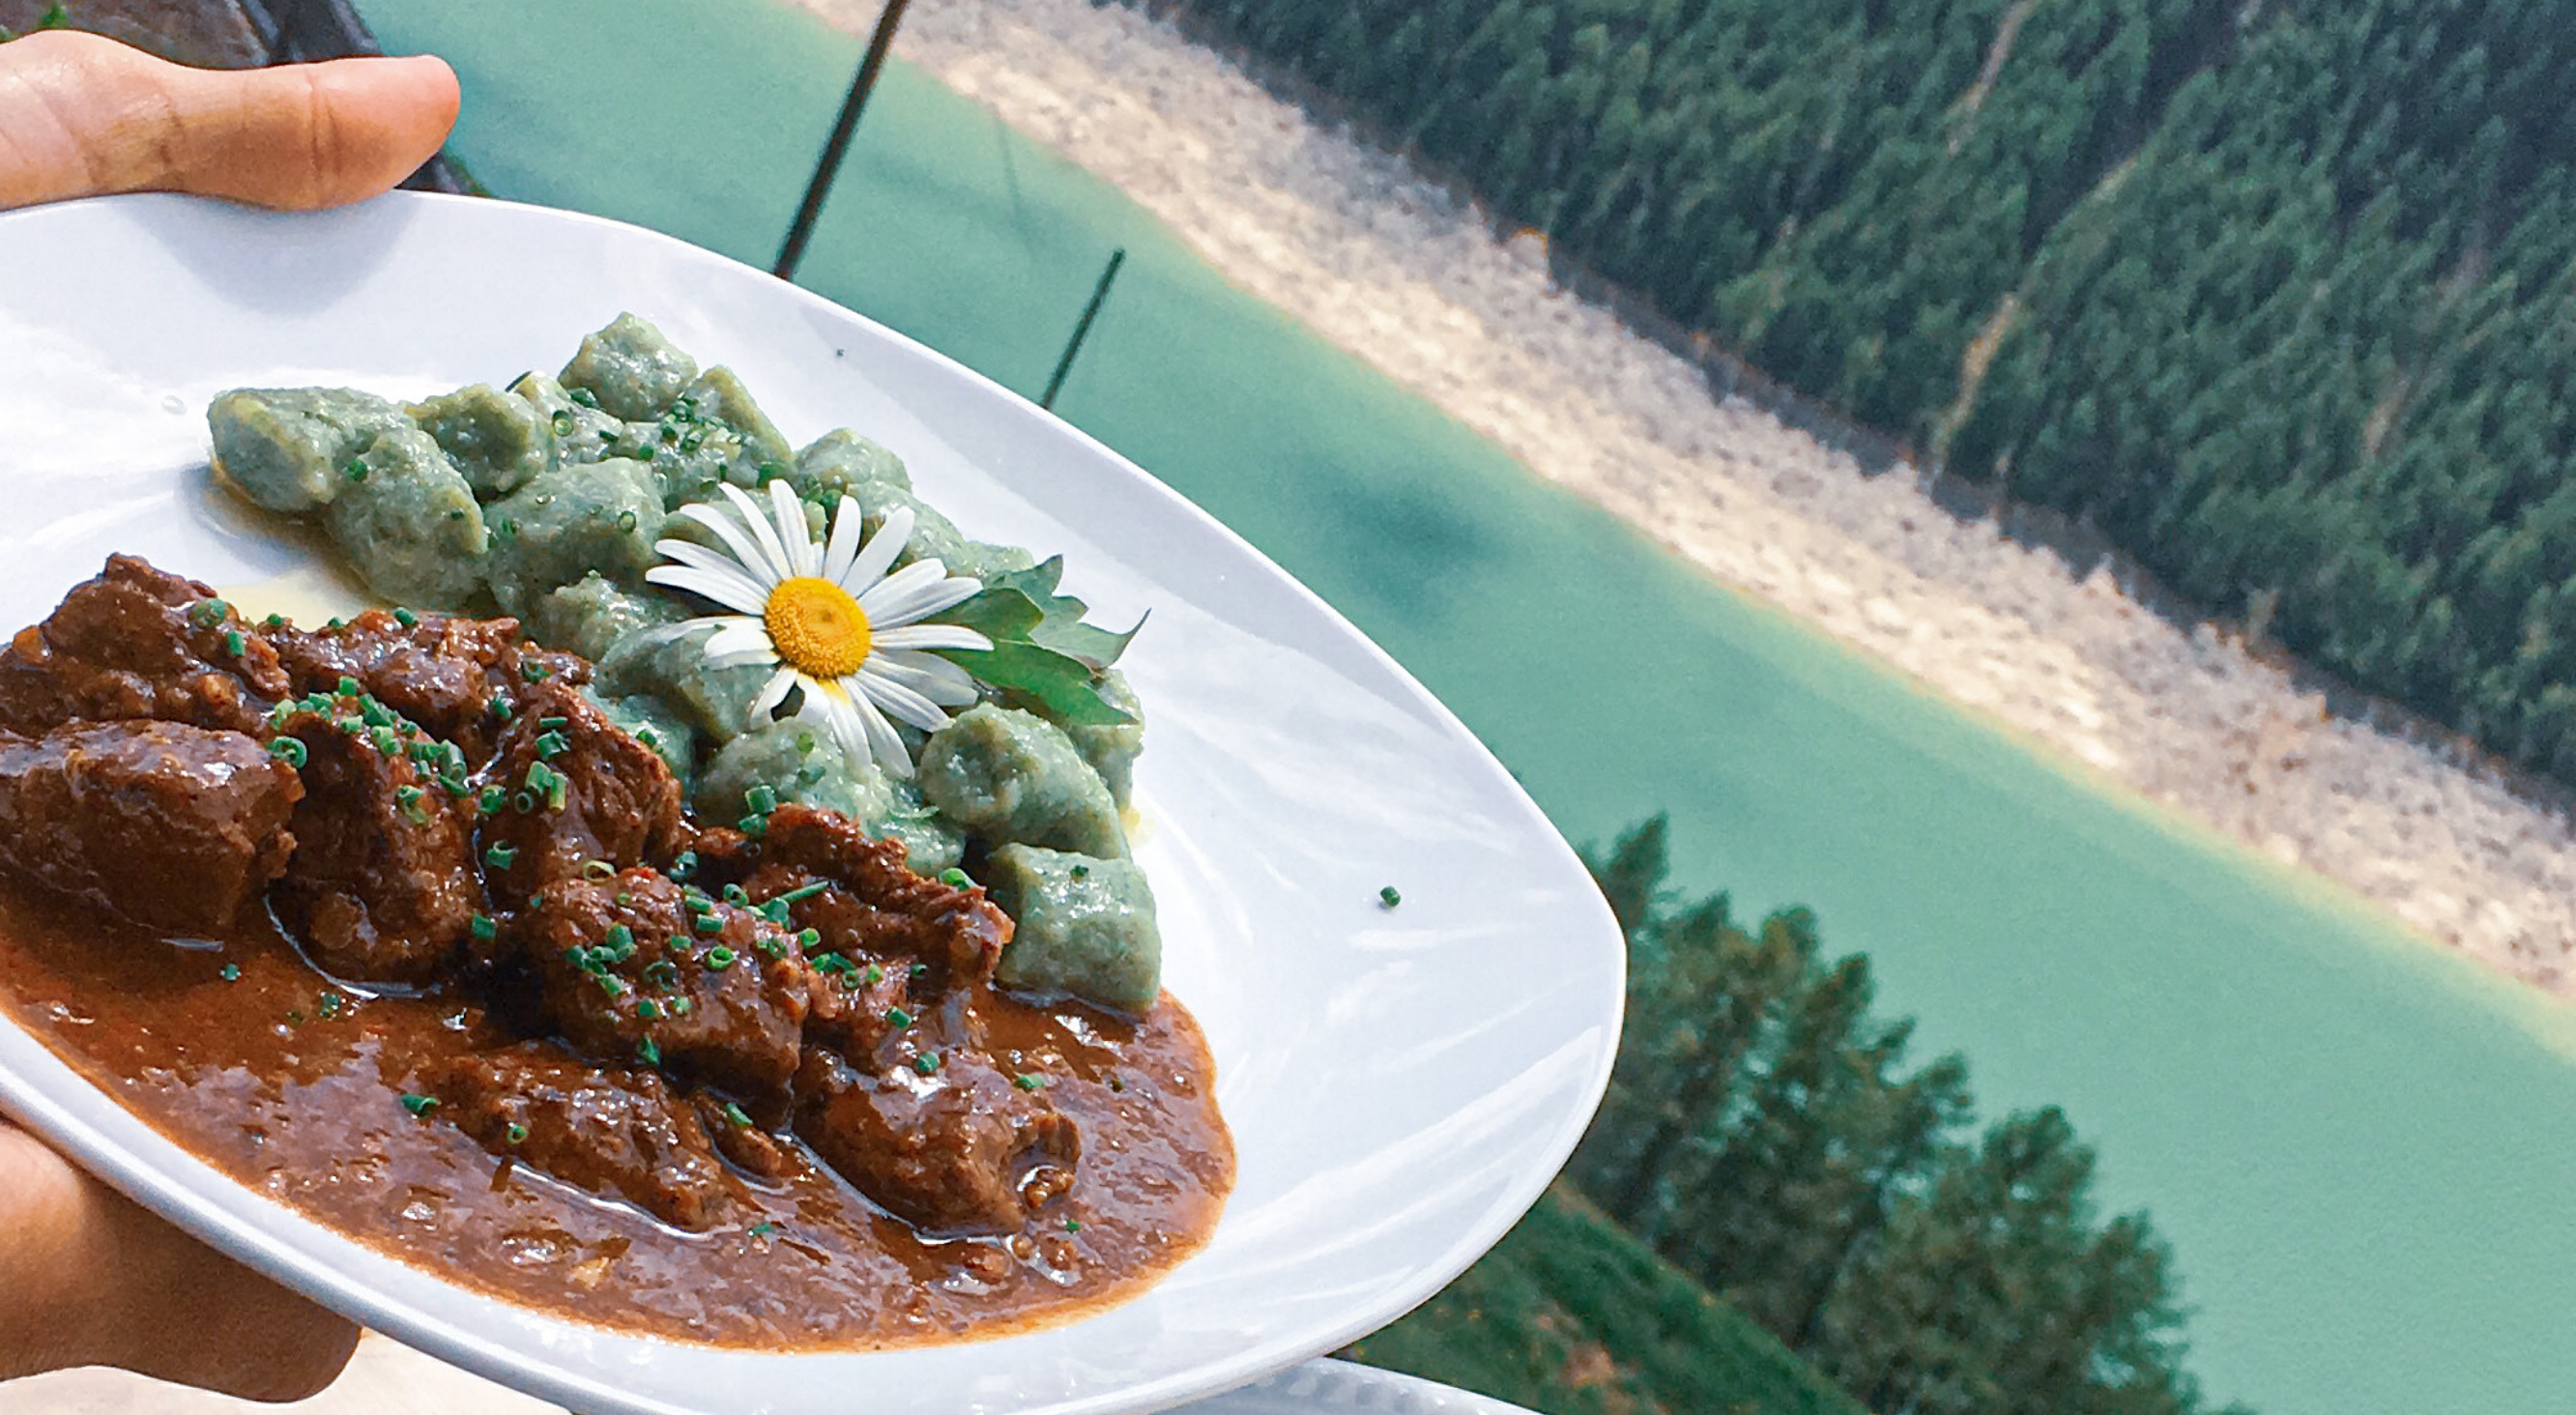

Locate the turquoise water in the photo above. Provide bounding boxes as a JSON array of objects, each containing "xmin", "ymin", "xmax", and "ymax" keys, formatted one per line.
[{"xmin": 361, "ymin": 4, "xmax": 2576, "ymax": 1409}]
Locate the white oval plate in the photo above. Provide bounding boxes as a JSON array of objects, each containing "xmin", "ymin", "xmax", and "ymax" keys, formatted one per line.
[{"xmin": 0, "ymin": 192, "xmax": 1622, "ymax": 1415}]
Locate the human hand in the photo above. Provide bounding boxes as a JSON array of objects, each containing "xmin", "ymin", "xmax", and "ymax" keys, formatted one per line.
[
  {"xmin": 0, "ymin": 29, "xmax": 457, "ymax": 212},
  {"xmin": 0, "ymin": 1113, "xmax": 361, "ymax": 1401}
]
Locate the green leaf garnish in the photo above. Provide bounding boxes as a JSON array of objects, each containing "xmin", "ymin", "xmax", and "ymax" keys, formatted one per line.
[
  {"xmin": 930, "ymin": 556, "xmax": 1142, "ymax": 723},
  {"xmin": 942, "ymin": 642, "xmax": 1135, "ymax": 726}
]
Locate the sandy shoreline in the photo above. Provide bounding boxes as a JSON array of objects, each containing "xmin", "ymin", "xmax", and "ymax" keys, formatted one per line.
[{"xmin": 821, "ymin": 0, "xmax": 2576, "ymax": 996}]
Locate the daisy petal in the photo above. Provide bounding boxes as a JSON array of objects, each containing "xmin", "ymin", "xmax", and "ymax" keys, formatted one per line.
[
  {"xmin": 718, "ymin": 483, "xmax": 797, "ymax": 587},
  {"xmin": 856, "ymin": 668, "xmax": 951, "ymax": 733},
  {"xmin": 749, "ymin": 666, "xmax": 799, "ymax": 721},
  {"xmin": 841, "ymin": 505, "xmax": 915, "ymax": 595},
  {"xmin": 654, "ymin": 539, "xmax": 774, "ymax": 608},
  {"xmin": 809, "ymin": 688, "xmax": 873, "ymax": 766},
  {"xmin": 704, "ymin": 622, "xmax": 776, "ymax": 659},
  {"xmin": 855, "ymin": 560, "xmax": 957, "ymax": 623},
  {"xmin": 865, "ymin": 573, "xmax": 983, "ymax": 629},
  {"xmin": 767, "ymin": 479, "xmax": 818, "ymax": 579},
  {"xmin": 822, "ymin": 495, "xmax": 867, "ymax": 585},
  {"xmin": 871, "ymin": 622, "xmax": 994, "ymax": 653},
  {"xmin": 675, "ymin": 501, "xmax": 786, "ymax": 589},
  {"xmin": 873, "ymin": 648, "xmax": 981, "ymax": 705},
  {"xmin": 648, "ymin": 564, "xmax": 772, "ymax": 616},
  {"xmin": 848, "ymin": 685, "xmax": 912, "ymax": 774}
]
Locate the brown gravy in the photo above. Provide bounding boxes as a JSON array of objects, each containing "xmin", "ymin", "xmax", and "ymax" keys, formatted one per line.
[{"xmin": 0, "ymin": 879, "xmax": 1233, "ymax": 1347}]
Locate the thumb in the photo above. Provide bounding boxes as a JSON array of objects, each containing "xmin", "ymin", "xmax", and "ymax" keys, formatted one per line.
[{"xmin": 0, "ymin": 31, "xmax": 459, "ymax": 211}]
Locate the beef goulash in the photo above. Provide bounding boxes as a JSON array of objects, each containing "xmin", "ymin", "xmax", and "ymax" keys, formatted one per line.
[{"xmin": 0, "ymin": 556, "xmax": 1231, "ymax": 1346}]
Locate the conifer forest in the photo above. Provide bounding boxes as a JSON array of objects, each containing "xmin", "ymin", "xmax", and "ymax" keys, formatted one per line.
[{"xmin": 1131, "ymin": 0, "xmax": 2576, "ymax": 786}]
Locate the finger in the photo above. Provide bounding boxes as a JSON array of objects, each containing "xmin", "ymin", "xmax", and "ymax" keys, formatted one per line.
[
  {"xmin": 0, "ymin": 1117, "xmax": 361, "ymax": 1401},
  {"xmin": 0, "ymin": 31, "xmax": 457, "ymax": 211}
]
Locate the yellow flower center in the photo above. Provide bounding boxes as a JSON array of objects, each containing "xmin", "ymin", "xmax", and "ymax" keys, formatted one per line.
[{"xmin": 764, "ymin": 576, "xmax": 872, "ymax": 679}]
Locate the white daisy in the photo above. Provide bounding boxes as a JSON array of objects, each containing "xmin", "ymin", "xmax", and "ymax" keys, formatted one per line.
[{"xmin": 646, "ymin": 482, "xmax": 990, "ymax": 775}]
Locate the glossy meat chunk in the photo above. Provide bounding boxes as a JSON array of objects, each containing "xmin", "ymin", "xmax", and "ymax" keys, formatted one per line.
[
  {"xmin": 507, "ymin": 871, "xmax": 811, "ymax": 1111},
  {"xmin": 0, "ymin": 721, "xmax": 300, "ymax": 933},
  {"xmin": 798, "ymin": 1052, "xmax": 1079, "ymax": 1237},
  {"xmin": 0, "ymin": 556, "xmax": 290, "ymax": 736},
  {"xmin": 272, "ymin": 609, "xmax": 584, "ymax": 763},
  {"xmin": 475, "ymin": 682, "xmax": 683, "ymax": 910},
  {"xmin": 420, "ymin": 1043, "xmax": 739, "ymax": 1230},
  {"xmin": 268, "ymin": 702, "xmax": 482, "ymax": 982},
  {"xmin": 696, "ymin": 805, "xmax": 1011, "ymax": 994}
]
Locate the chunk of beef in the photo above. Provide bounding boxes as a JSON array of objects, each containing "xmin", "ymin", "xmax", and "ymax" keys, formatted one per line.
[
  {"xmin": 691, "ymin": 1094, "xmax": 798, "ymax": 1181},
  {"xmin": 0, "ymin": 556, "xmax": 289, "ymax": 735},
  {"xmin": 0, "ymin": 721, "xmax": 300, "ymax": 932},
  {"xmin": 270, "ymin": 609, "xmax": 585, "ymax": 764},
  {"xmin": 506, "ymin": 871, "xmax": 810, "ymax": 1111},
  {"xmin": 269, "ymin": 705, "xmax": 481, "ymax": 981},
  {"xmin": 696, "ymin": 805, "xmax": 1010, "ymax": 995},
  {"xmin": 476, "ymin": 682, "xmax": 681, "ymax": 910},
  {"xmin": 796, "ymin": 1050, "xmax": 1080, "ymax": 1237},
  {"xmin": 420, "ymin": 1043, "xmax": 739, "ymax": 1230}
]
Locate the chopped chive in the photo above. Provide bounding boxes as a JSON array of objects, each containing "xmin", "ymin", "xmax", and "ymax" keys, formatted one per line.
[
  {"xmin": 695, "ymin": 912, "xmax": 726, "ymax": 936},
  {"xmin": 568, "ymin": 387, "xmax": 599, "ymax": 409},
  {"xmin": 316, "ymin": 994, "xmax": 343, "ymax": 1019},
  {"xmin": 262, "ymin": 613, "xmax": 288, "ymax": 628},
  {"xmin": 863, "ymin": 965, "xmax": 883, "ymax": 985},
  {"xmin": 722, "ymin": 883, "xmax": 749, "ymax": 906},
  {"xmin": 345, "ymin": 458, "xmax": 369, "ymax": 482},
  {"xmin": 637, "ymin": 1037, "xmax": 661, "ymax": 1066},
  {"xmin": 706, "ymin": 946, "xmax": 736, "ymax": 968},
  {"xmin": 778, "ymin": 881, "xmax": 830, "ymax": 906},
  {"xmin": 521, "ymin": 659, "xmax": 551, "ymax": 682},
  {"xmin": 489, "ymin": 696, "xmax": 512, "ymax": 722},
  {"xmin": 512, "ymin": 790, "xmax": 537, "ymax": 813},
  {"xmin": 1013, "ymin": 1073, "xmax": 1046, "ymax": 1091},
  {"xmin": 551, "ymin": 409, "xmax": 575, "ymax": 436},
  {"xmin": 722, "ymin": 1103, "xmax": 753, "ymax": 1128},
  {"xmin": 392, "ymin": 607, "xmax": 419, "ymax": 627},
  {"xmin": 337, "ymin": 676, "xmax": 362, "ymax": 697},
  {"xmin": 478, "ymin": 785, "xmax": 507, "ymax": 817},
  {"xmin": 795, "ymin": 731, "xmax": 817, "ymax": 755},
  {"xmin": 1064, "ymin": 1218, "xmax": 1083, "ymax": 1233},
  {"xmin": 371, "ymin": 726, "xmax": 399, "ymax": 756},
  {"xmin": 669, "ymin": 996, "xmax": 692, "ymax": 1016},
  {"xmin": 760, "ymin": 899, "xmax": 791, "ymax": 925},
  {"xmin": 745, "ymin": 785, "xmax": 778, "ymax": 815},
  {"xmin": 535, "ymin": 730, "xmax": 570, "ymax": 760},
  {"xmin": 325, "ymin": 617, "xmax": 345, "ymax": 629},
  {"xmin": 749, "ymin": 1222, "xmax": 776, "ymax": 1238},
  {"xmin": 886, "ymin": 1007, "xmax": 912, "ymax": 1029},
  {"xmin": 398, "ymin": 1093, "xmax": 438, "ymax": 1117},
  {"xmin": 484, "ymin": 843, "xmax": 518, "ymax": 870},
  {"xmin": 470, "ymin": 913, "xmax": 498, "ymax": 941},
  {"xmin": 218, "ymin": 963, "xmax": 242, "ymax": 982},
  {"xmin": 637, "ymin": 998, "xmax": 662, "ymax": 1021},
  {"xmin": 224, "ymin": 628, "xmax": 246, "ymax": 657},
  {"xmin": 537, "ymin": 715, "xmax": 568, "ymax": 732},
  {"xmin": 643, "ymin": 959, "xmax": 678, "ymax": 986},
  {"xmin": 584, "ymin": 858, "xmax": 618, "ymax": 881},
  {"xmin": 668, "ymin": 935, "xmax": 692, "ymax": 953},
  {"xmin": 912, "ymin": 1052, "xmax": 941, "ymax": 1076},
  {"xmin": 796, "ymin": 928, "xmax": 820, "ymax": 948},
  {"xmin": 667, "ymin": 850, "xmax": 698, "ymax": 881},
  {"xmin": 738, "ymin": 814, "xmax": 769, "ymax": 837},
  {"xmin": 912, "ymin": 963, "xmax": 928, "ymax": 979},
  {"xmin": 267, "ymin": 736, "xmax": 307, "ymax": 767},
  {"xmin": 939, "ymin": 868, "xmax": 971, "ymax": 888},
  {"xmin": 1378, "ymin": 885, "xmax": 1403, "ymax": 909},
  {"xmin": 506, "ymin": 1121, "xmax": 529, "ymax": 1145}
]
